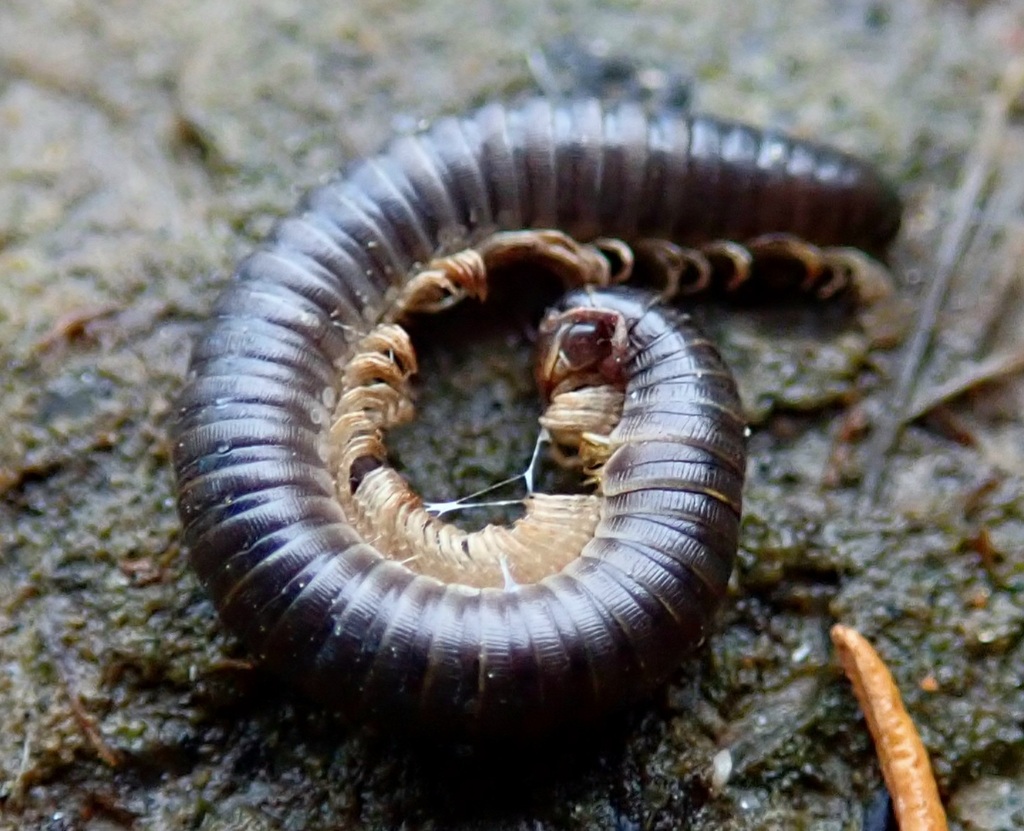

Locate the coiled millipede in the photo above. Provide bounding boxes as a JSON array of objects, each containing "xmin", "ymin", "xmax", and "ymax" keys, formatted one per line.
[{"xmin": 171, "ymin": 98, "xmax": 901, "ymax": 740}]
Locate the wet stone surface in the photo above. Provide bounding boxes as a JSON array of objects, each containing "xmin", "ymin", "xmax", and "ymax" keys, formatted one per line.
[{"xmin": 1, "ymin": 1, "xmax": 1023, "ymax": 829}]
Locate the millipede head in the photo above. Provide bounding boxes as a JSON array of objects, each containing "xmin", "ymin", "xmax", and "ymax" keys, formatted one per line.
[{"xmin": 535, "ymin": 304, "xmax": 630, "ymax": 399}]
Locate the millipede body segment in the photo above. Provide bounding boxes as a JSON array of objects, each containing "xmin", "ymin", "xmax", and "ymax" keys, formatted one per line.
[{"xmin": 171, "ymin": 97, "xmax": 901, "ymax": 739}]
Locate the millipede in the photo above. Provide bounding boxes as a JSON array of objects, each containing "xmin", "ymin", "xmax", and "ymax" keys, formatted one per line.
[{"xmin": 171, "ymin": 97, "xmax": 901, "ymax": 740}]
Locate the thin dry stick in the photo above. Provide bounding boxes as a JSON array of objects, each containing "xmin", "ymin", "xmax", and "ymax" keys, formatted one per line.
[
  {"xmin": 831, "ymin": 624, "xmax": 948, "ymax": 831},
  {"xmin": 902, "ymin": 149, "xmax": 1024, "ymax": 427},
  {"xmin": 951, "ymin": 143, "xmax": 1024, "ymax": 348},
  {"xmin": 906, "ymin": 346, "xmax": 1024, "ymax": 423},
  {"xmin": 860, "ymin": 60, "xmax": 1024, "ymax": 503},
  {"xmin": 935, "ymin": 142, "xmax": 1024, "ymax": 387}
]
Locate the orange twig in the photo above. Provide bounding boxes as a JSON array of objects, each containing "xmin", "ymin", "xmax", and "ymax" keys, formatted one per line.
[{"xmin": 830, "ymin": 624, "xmax": 948, "ymax": 831}]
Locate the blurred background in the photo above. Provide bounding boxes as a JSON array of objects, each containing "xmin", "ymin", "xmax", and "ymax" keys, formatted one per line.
[{"xmin": 1, "ymin": 1, "xmax": 1022, "ymax": 829}]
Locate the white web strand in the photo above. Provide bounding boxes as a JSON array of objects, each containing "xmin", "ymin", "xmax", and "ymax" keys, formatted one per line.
[{"xmin": 423, "ymin": 428, "xmax": 551, "ymax": 518}]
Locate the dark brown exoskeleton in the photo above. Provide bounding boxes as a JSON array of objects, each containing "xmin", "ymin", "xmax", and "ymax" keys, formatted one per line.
[
  {"xmin": 171, "ymin": 98, "xmax": 901, "ymax": 740},
  {"xmin": 533, "ymin": 283, "xmax": 747, "ymax": 702}
]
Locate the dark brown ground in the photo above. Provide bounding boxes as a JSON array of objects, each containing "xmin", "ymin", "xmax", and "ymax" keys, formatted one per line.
[{"xmin": 2, "ymin": 1, "xmax": 1023, "ymax": 829}]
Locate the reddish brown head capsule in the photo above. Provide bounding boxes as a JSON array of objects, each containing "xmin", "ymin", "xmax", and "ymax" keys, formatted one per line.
[{"xmin": 535, "ymin": 305, "xmax": 629, "ymax": 399}]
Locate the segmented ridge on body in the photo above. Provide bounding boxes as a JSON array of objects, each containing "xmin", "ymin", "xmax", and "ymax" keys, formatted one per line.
[{"xmin": 171, "ymin": 97, "xmax": 901, "ymax": 739}]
